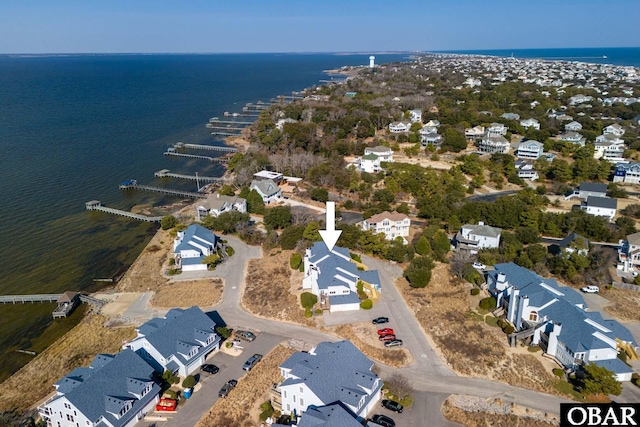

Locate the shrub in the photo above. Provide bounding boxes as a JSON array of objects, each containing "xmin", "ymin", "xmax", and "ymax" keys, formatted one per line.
[
  {"xmin": 360, "ymin": 299, "xmax": 373, "ymax": 310},
  {"xmin": 553, "ymin": 368, "xmax": 565, "ymax": 377},
  {"xmin": 479, "ymin": 297, "xmax": 497, "ymax": 310},
  {"xmin": 350, "ymin": 252, "xmax": 362, "ymax": 263},
  {"xmin": 259, "ymin": 401, "xmax": 275, "ymax": 421},
  {"xmin": 290, "ymin": 253, "xmax": 302, "ymax": 270},
  {"xmin": 225, "ymin": 342, "xmax": 233, "ymax": 348},
  {"xmin": 182, "ymin": 375, "xmax": 196, "ymax": 389},
  {"xmin": 485, "ymin": 316, "xmax": 499, "ymax": 327},
  {"xmin": 314, "ymin": 309, "xmax": 322, "ymax": 315},
  {"xmin": 164, "ymin": 389, "xmax": 178, "ymax": 399},
  {"xmin": 502, "ymin": 324, "xmax": 515, "ymax": 334},
  {"xmin": 161, "ymin": 215, "xmax": 177, "ymax": 230},
  {"xmin": 215, "ymin": 326, "xmax": 231, "ymax": 340},
  {"xmin": 225, "ymin": 246, "xmax": 235, "ymax": 256},
  {"xmin": 497, "ymin": 319, "xmax": 507, "ymax": 329},
  {"xmin": 300, "ymin": 292, "xmax": 317, "ymax": 309},
  {"xmin": 169, "ymin": 258, "xmax": 175, "ymax": 266},
  {"xmin": 304, "ymin": 308, "xmax": 313, "ymax": 318},
  {"xmin": 470, "ymin": 288, "xmax": 480, "ymax": 296},
  {"xmin": 528, "ymin": 345, "xmax": 541, "ymax": 353}
]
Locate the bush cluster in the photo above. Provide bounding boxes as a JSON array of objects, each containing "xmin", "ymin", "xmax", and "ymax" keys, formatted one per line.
[
  {"xmin": 360, "ymin": 299, "xmax": 373, "ymax": 310},
  {"xmin": 470, "ymin": 288, "xmax": 480, "ymax": 296},
  {"xmin": 478, "ymin": 297, "xmax": 496, "ymax": 310}
]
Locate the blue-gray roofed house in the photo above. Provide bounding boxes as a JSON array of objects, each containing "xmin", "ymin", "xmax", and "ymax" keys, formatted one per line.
[
  {"xmin": 487, "ymin": 263, "xmax": 638, "ymax": 381},
  {"xmin": 125, "ymin": 306, "xmax": 220, "ymax": 377},
  {"xmin": 296, "ymin": 402, "xmax": 363, "ymax": 427},
  {"xmin": 250, "ymin": 178, "xmax": 282, "ymax": 204},
  {"xmin": 173, "ymin": 223, "xmax": 219, "ymax": 271},
  {"xmin": 38, "ymin": 349, "xmax": 160, "ymax": 427},
  {"xmin": 303, "ymin": 242, "xmax": 381, "ymax": 312},
  {"xmin": 273, "ymin": 340, "xmax": 382, "ymax": 419}
]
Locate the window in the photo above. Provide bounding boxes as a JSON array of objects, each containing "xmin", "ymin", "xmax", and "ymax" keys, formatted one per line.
[
  {"xmin": 529, "ymin": 311, "xmax": 538, "ymax": 322},
  {"xmin": 300, "ymin": 398, "xmax": 304, "ymax": 407},
  {"xmin": 299, "ymin": 387, "xmax": 303, "ymax": 393},
  {"xmin": 287, "ymin": 404, "xmax": 290, "ymax": 412},
  {"xmin": 283, "ymin": 391, "xmax": 287, "ymax": 398},
  {"xmin": 293, "ymin": 395, "xmax": 296, "ymax": 403}
]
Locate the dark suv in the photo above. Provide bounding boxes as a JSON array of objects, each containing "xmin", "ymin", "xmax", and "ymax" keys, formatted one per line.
[
  {"xmin": 200, "ymin": 363, "xmax": 219, "ymax": 374},
  {"xmin": 243, "ymin": 354, "xmax": 263, "ymax": 371},
  {"xmin": 381, "ymin": 399, "xmax": 403, "ymax": 413},
  {"xmin": 218, "ymin": 379, "xmax": 238, "ymax": 398},
  {"xmin": 372, "ymin": 317, "xmax": 389, "ymax": 325},
  {"xmin": 371, "ymin": 414, "xmax": 395, "ymax": 427}
]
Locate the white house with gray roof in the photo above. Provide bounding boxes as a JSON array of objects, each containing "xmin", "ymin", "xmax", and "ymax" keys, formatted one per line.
[
  {"xmin": 581, "ymin": 196, "xmax": 617, "ymax": 221},
  {"xmin": 173, "ymin": 224, "xmax": 219, "ymax": 271},
  {"xmin": 515, "ymin": 140, "xmax": 544, "ymax": 160},
  {"xmin": 195, "ymin": 193, "xmax": 247, "ymax": 221},
  {"xmin": 125, "ymin": 306, "xmax": 220, "ymax": 377},
  {"xmin": 38, "ymin": 350, "xmax": 161, "ymax": 427},
  {"xmin": 296, "ymin": 403, "xmax": 362, "ymax": 427},
  {"xmin": 456, "ymin": 221, "xmax": 502, "ymax": 252},
  {"xmin": 303, "ymin": 242, "xmax": 381, "ymax": 312},
  {"xmin": 274, "ymin": 340, "xmax": 382, "ymax": 418},
  {"xmin": 250, "ymin": 178, "xmax": 282, "ymax": 204},
  {"xmin": 363, "ymin": 146, "xmax": 393, "ymax": 163},
  {"xmin": 487, "ymin": 263, "xmax": 637, "ymax": 381}
]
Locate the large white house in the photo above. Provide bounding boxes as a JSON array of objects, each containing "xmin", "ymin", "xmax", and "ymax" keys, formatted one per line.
[
  {"xmin": 38, "ymin": 350, "xmax": 161, "ymax": 427},
  {"xmin": 173, "ymin": 224, "xmax": 219, "ymax": 272},
  {"xmin": 613, "ymin": 162, "xmax": 640, "ymax": 184},
  {"xmin": 364, "ymin": 146, "xmax": 393, "ymax": 162},
  {"xmin": 618, "ymin": 232, "xmax": 640, "ymax": 273},
  {"xmin": 303, "ymin": 243, "xmax": 381, "ymax": 312},
  {"xmin": 515, "ymin": 140, "xmax": 544, "ymax": 160},
  {"xmin": 603, "ymin": 123, "xmax": 625, "ymax": 137},
  {"xmin": 478, "ymin": 136, "xmax": 510, "ymax": 154},
  {"xmin": 465, "ymin": 125, "xmax": 486, "ymax": 140},
  {"xmin": 558, "ymin": 131, "xmax": 586, "ymax": 147},
  {"xmin": 581, "ymin": 196, "xmax": 617, "ymax": 221},
  {"xmin": 487, "ymin": 122, "xmax": 508, "ymax": 137},
  {"xmin": 250, "ymin": 178, "xmax": 282, "ymax": 204},
  {"xmin": 125, "ymin": 306, "xmax": 220, "ymax": 377},
  {"xmin": 487, "ymin": 263, "xmax": 637, "ymax": 381},
  {"xmin": 565, "ymin": 121, "xmax": 583, "ymax": 131},
  {"xmin": 456, "ymin": 221, "xmax": 502, "ymax": 252},
  {"xmin": 520, "ymin": 118, "xmax": 540, "ymax": 130},
  {"xmin": 408, "ymin": 109, "xmax": 422, "ymax": 123},
  {"xmin": 273, "ymin": 341, "xmax": 382, "ymax": 418},
  {"xmin": 362, "ymin": 211, "xmax": 410, "ymax": 244},
  {"xmin": 195, "ymin": 193, "xmax": 247, "ymax": 221},
  {"xmin": 388, "ymin": 121, "xmax": 411, "ymax": 133},
  {"xmin": 360, "ymin": 154, "xmax": 382, "ymax": 173},
  {"xmin": 594, "ymin": 140, "xmax": 626, "ymax": 163}
]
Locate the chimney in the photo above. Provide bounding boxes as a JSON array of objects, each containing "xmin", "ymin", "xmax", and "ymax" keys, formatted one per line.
[
  {"xmin": 478, "ymin": 221, "xmax": 485, "ymax": 226},
  {"xmin": 497, "ymin": 272, "xmax": 506, "ymax": 283}
]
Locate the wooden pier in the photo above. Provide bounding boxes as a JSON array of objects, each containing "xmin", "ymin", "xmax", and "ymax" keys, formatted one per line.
[
  {"xmin": 0, "ymin": 291, "xmax": 107, "ymax": 319},
  {"xmin": 154, "ymin": 169, "xmax": 225, "ymax": 182},
  {"xmin": 209, "ymin": 118, "xmax": 254, "ymax": 125},
  {"xmin": 164, "ymin": 150, "xmax": 230, "ymax": 163},
  {"xmin": 117, "ymin": 183, "xmax": 206, "ymax": 199},
  {"xmin": 0, "ymin": 294, "xmax": 62, "ymax": 304},
  {"xmin": 85, "ymin": 200, "xmax": 164, "ymax": 222},
  {"xmin": 173, "ymin": 142, "xmax": 237, "ymax": 153}
]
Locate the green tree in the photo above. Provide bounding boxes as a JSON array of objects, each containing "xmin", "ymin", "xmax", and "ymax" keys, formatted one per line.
[
  {"xmin": 578, "ymin": 363, "xmax": 622, "ymax": 396},
  {"xmin": 290, "ymin": 253, "xmax": 302, "ymax": 269},
  {"xmin": 303, "ymin": 222, "xmax": 322, "ymax": 241},
  {"xmin": 300, "ymin": 292, "xmax": 318, "ymax": 309},
  {"xmin": 218, "ymin": 185, "xmax": 236, "ymax": 196},
  {"xmin": 246, "ymin": 189, "xmax": 266, "ymax": 214},
  {"xmin": 160, "ymin": 215, "xmax": 177, "ymax": 230},
  {"xmin": 202, "ymin": 211, "xmax": 250, "ymax": 234},
  {"xmin": 441, "ymin": 128, "xmax": 467, "ymax": 152},
  {"xmin": 414, "ymin": 236, "xmax": 432, "ymax": 256},
  {"xmin": 280, "ymin": 224, "xmax": 305, "ymax": 250},
  {"xmin": 403, "ymin": 256, "xmax": 435, "ymax": 288},
  {"xmin": 182, "ymin": 375, "xmax": 196, "ymax": 389},
  {"xmin": 431, "ymin": 230, "xmax": 451, "ymax": 261},
  {"xmin": 264, "ymin": 206, "xmax": 292, "ymax": 230},
  {"xmin": 309, "ymin": 187, "xmax": 329, "ymax": 202}
]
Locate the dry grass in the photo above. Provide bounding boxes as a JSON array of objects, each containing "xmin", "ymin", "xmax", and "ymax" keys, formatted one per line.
[
  {"xmin": 602, "ymin": 287, "xmax": 640, "ymax": 321},
  {"xmin": 116, "ymin": 228, "xmax": 173, "ymax": 292},
  {"xmin": 442, "ymin": 399, "xmax": 558, "ymax": 427},
  {"xmin": 196, "ymin": 345, "xmax": 295, "ymax": 427},
  {"xmin": 0, "ymin": 315, "xmax": 136, "ymax": 412},
  {"xmin": 331, "ymin": 324, "xmax": 412, "ymax": 368},
  {"xmin": 150, "ymin": 278, "xmax": 224, "ymax": 308},
  {"xmin": 242, "ymin": 249, "xmax": 313, "ymax": 326},
  {"xmin": 395, "ymin": 263, "xmax": 560, "ymax": 395}
]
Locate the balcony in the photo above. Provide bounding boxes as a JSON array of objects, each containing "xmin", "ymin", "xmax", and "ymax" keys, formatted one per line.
[{"xmin": 269, "ymin": 383, "xmax": 282, "ymax": 412}]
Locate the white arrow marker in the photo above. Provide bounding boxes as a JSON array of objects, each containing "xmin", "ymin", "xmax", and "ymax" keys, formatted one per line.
[{"xmin": 319, "ymin": 201, "xmax": 342, "ymax": 252}]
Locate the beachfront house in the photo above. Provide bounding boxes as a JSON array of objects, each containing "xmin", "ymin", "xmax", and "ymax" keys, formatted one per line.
[
  {"xmin": 559, "ymin": 131, "xmax": 586, "ymax": 147},
  {"xmin": 195, "ymin": 193, "xmax": 247, "ymax": 221},
  {"xmin": 593, "ymin": 140, "xmax": 626, "ymax": 163},
  {"xmin": 360, "ymin": 154, "xmax": 382, "ymax": 173},
  {"xmin": 302, "ymin": 242, "xmax": 381, "ymax": 313},
  {"xmin": 581, "ymin": 196, "xmax": 617, "ymax": 221},
  {"xmin": 125, "ymin": 306, "xmax": 221, "ymax": 377},
  {"xmin": 515, "ymin": 140, "xmax": 544, "ymax": 160},
  {"xmin": 478, "ymin": 135, "xmax": 510, "ymax": 154},
  {"xmin": 613, "ymin": 162, "xmax": 640, "ymax": 184},
  {"xmin": 272, "ymin": 340, "xmax": 382, "ymax": 417},
  {"xmin": 487, "ymin": 263, "xmax": 637, "ymax": 381},
  {"xmin": 565, "ymin": 121, "xmax": 583, "ymax": 131},
  {"xmin": 603, "ymin": 124, "xmax": 625, "ymax": 137},
  {"xmin": 408, "ymin": 109, "xmax": 422, "ymax": 123},
  {"xmin": 465, "ymin": 125, "xmax": 486, "ymax": 141},
  {"xmin": 295, "ymin": 403, "xmax": 363, "ymax": 427},
  {"xmin": 487, "ymin": 123, "xmax": 508, "ymax": 137},
  {"xmin": 566, "ymin": 182, "xmax": 608, "ymax": 200},
  {"xmin": 388, "ymin": 121, "xmax": 411, "ymax": 133},
  {"xmin": 362, "ymin": 211, "xmax": 410, "ymax": 244},
  {"xmin": 38, "ymin": 350, "xmax": 161, "ymax": 427},
  {"xmin": 501, "ymin": 113, "xmax": 520, "ymax": 121},
  {"xmin": 173, "ymin": 223, "xmax": 219, "ymax": 272},
  {"xmin": 455, "ymin": 221, "xmax": 502, "ymax": 252},
  {"xmin": 250, "ymin": 179, "xmax": 282, "ymax": 204},
  {"xmin": 514, "ymin": 160, "xmax": 539, "ymax": 180}
]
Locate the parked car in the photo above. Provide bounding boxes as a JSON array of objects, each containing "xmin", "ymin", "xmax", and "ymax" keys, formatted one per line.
[
  {"xmin": 371, "ymin": 414, "xmax": 396, "ymax": 427},
  {"xmin": 218, "ymin": 379, "xmax": 238, "ymax": 398},
  {"xmin": 372, "ymin": 317, "xmax": 389, "ymax": 325},
  {"xmin": 377, "ymin": 328, "xmax": 394, "ymax": 336},
  {"xmin": 384, "ymin": 339, "xmax": 403, "ymax": 348},
  {"xmin": 243, "ymin": 354, "xmax": 263, "ymax": 371},
  {"xmin": 472, "ymin": 262, "xmax": 487, "ymax": 270},
  {"xmin": 379, "ymin": 334, "xmax": 397, "ymax": 341},
  {"xmin": 155, "ymin": 398, "xmax": 177, "ymax": 412},
  {"xmin": 381, "ymin": 399, "xmax": 403, "ymax": 413},
  {"xmin": 235, "ymin": 330, "xmax": 256, "ymax": 342},
  {"xmin": 580, "ymin": 285, "xmax": 599, "ymax": 293},
  {"xmin": 200, "ymin": 364, "xmax": 219, "ymax": 374}
]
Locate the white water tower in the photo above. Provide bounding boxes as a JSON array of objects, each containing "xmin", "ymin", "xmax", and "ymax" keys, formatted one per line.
[{"xmin": 369, "ymin": 55, "xmax": 375, "ymax": 68}]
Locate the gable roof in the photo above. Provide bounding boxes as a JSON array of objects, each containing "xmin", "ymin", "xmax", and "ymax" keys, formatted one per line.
[
  {"xmin": 174, "ymin": 224, "xmax": 218, "ymax": 255},
  {"xmin": 199, "ymin": 194, "xmax": 246, "ymax": 211},
  {"xmin": 364, "ymin": 146, "xmax": 392, "ymax": 155},
  {"xmin": 280, "ymin": 341, "xmax": 379, "ymax": 409},
  {"xmin": 50, "ymin": 350, "xmax": 160, "ymax": 427},
  {"xmin": 296, "ymin": 403, "xmax": 362, "ymax": 427},
  {"xmin": 578, "ymin": 182, "xmax": 607, "ymax": 194},
  {"xmin": 365, "ymin": 211, "xmax": 409, "ymax": 224},
  {"xmin": 586, "ymin": 196, "xmax": 617, "ymax": 210},
  {"xmin": 133, "ymin": 306, "xmax": 218, "ymax": 365},
  {"xmin": 462, "ymin": 223, "xmax": 502, "ymax": 238},
  {"xmin": 250, "ymin": 179, "xmax": 281, "ymax": 197},
  {"xmin": 306, "ymin": 243, "xmax": 381, "ymax": 292},
  {"xmin": 558, "ymin": 233, "xmax": 589, "ymax": 250}
]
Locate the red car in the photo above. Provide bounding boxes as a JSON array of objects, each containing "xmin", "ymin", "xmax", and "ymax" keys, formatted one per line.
[
  {"xmin": 377, "ymin": 328, "xmax": 394, "ymax": 336},
  {"xmin": 155, "ymin": 398, "xmax": 177, "ymax": 412},
  {"xmin": 379, "ymin": 334, "xmax": 397, "ymax": 341}
]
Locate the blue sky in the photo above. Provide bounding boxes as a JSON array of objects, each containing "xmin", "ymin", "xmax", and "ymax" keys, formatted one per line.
[{"xmin": 1, "ymin": 0, "xmax": 638, "ymax": 53}]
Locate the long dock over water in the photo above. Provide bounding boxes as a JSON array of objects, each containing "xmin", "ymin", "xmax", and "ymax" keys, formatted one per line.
[
  {"xmin": 86, "ymin": 201, "xmax": 164, "ymax": 222},
  {"xmin": 164, "ymin": 150, "xmax": 229, "ymax": 163},
  {"xmin": 117, "ymin": 183, "xmax": 206, "ymax": 199},
  {"xmin": 154, "ymin": 169, "xmax": 226, "ymax": 182},
  {"xmin": 0, "ymin": 294, "xmax": 62, "ymax": 304},
  {"xmin": 173, "ymin": 142, "xmax": 237, "ymax": 153}
]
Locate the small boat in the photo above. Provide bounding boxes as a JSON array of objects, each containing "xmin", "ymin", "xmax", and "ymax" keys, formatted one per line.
[
  {"xmin": 603, "ymin": 55, "xmax": 608, "ymax": 59},
  {"xmin": 209, "ymin": 117, "xmax": 219, "ymax": 122}
]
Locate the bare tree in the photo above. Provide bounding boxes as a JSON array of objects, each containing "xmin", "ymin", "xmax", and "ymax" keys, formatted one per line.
[
  {"xmin": 385, "ymin": 373, "xmax": 413, "ymax": 400},
  {"xmin": 450, "ymin": 250, "xmax": 475, "ymax": 279}
]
